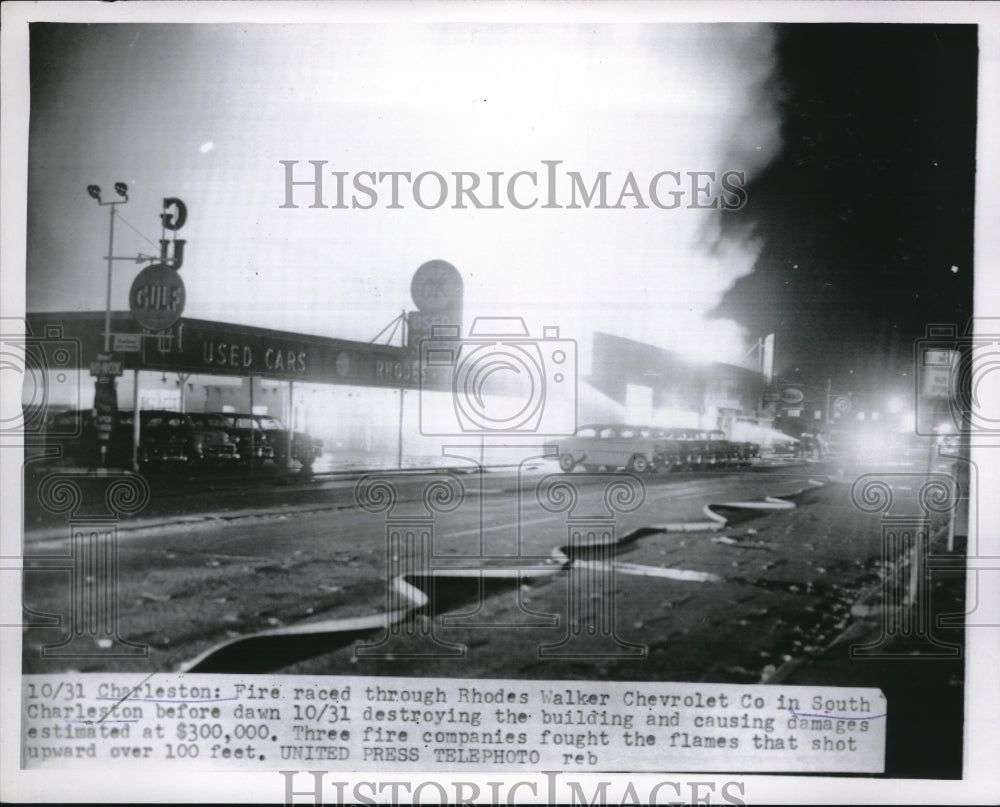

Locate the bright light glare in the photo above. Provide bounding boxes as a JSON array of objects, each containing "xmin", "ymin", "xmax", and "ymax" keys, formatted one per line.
[
  {"xmin": 886, "ymin": 396, "xmax": 904, "ymax": 414},
  {"xmin": 199, "ymin": 141, "xmax": 214, "ymax": 154}
]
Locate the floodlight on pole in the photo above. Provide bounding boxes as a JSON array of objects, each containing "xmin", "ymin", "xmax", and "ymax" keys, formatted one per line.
[{"xmin": 87, "ymin": 181, "xmax": 130, "ymax": 353}]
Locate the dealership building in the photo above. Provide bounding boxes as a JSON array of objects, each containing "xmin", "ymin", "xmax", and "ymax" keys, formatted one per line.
[
  {"xmin": 21, "ymin": 304, "xmax": 783, "ymax": 470},
  {"xmin": 19, "ymin": 243, "xmax": 788, "ymax": 469}
]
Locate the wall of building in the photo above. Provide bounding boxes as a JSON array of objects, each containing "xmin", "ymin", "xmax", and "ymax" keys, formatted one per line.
[{"xmin": 588, "ymin": 331, "xmax": 766, "ymax": 435}]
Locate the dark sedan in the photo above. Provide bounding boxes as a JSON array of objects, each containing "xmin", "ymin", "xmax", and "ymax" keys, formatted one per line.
[
  {"xmin": 191, "ymin": 412, "xmax": 275, "ymax": 464},
  {"xmin": 138, "ymin": 411, "xmax": 239, "ymax": 465},
  {"xmin": 210, "ymin": 412, "xmax": 322, "ymax": 471}
]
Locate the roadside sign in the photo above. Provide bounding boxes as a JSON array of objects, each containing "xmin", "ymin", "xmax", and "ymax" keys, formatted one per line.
[
  {"xmin": 93, "ymin": 378, "xmax": 117, "ymax": 442},
  {"xmin": 113, "ymin": 333, "xmax": 142, "ymax": 352},
  {"xmin": 407, "ymin": 310, "xmax": 461, "ymax": 350},
  {"xmin": 90, "ymin": 353, "xmax": 123, "ymax": 377},
  {"xmin": 780, "ymin": 387, "xmax": 805, "ymax": 406},
  {"xmin": 411, "ymin": 260, "xmax": 463, "ymax": 314},
  {"xmin": 763, "ymin": 391, "xmax": 782, "ymax": 403},
  {"xmin": 921, "ymin": 349, "xmax": 957, "ymax": 399},
  {"xmin": 130, "ymin": 263, "xmax": 186, "ymax": 330}
]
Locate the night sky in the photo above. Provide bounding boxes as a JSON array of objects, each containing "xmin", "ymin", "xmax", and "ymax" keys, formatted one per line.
[
  {"xmin": 711, "ymin": 24, "xmax": 977, "ymax": 396},
  {"xmin": 21, "ymin": 20, "xmax": 980, "ymax": 401}
]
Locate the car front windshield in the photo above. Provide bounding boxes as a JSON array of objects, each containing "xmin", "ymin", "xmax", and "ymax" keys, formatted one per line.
[{"xmin": 194, "ymin": 414, "xmax": 231, "ymax": 429}]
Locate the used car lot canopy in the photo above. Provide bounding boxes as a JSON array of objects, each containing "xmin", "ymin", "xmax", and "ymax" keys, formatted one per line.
[{"xmin": 26, "ymin": 311, "xmax": 438, "ymax": 390}]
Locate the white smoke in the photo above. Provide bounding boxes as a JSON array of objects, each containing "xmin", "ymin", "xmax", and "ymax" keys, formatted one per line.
[{"xmin": 29, "ymin": 23, "xmax": 781, "ymax": 372}]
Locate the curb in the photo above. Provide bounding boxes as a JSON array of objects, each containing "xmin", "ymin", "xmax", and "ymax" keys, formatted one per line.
[
  {"xmin": 23, "ymin": 464, "xmax": 533, "ymax": 544},
  {"xmin": 766, "ymin": 521, "xmax": 953, "ymax": 685}
]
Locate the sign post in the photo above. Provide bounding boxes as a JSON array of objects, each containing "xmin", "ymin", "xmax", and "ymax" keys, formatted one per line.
[
  {"xmin": 132, "ymin": 369, "xmax": 141, "ymax": 472},
  {"xmin": 405, "ymin": 260, "xmax": 464, "ymax": 469},
  {"xmin": 397, "ymin": 388, "xmax": 405, "ymax": 470},
  {"xmin": 88, "ymin": 352, "xmax": 123, "ymax": 467},
  {"xmin": 86, "ymin": 188, "xmax": 189, "ymax": 468},
  {"xmin": 86, "ymin": 182, "xmax": 129, "ymax": 467}
]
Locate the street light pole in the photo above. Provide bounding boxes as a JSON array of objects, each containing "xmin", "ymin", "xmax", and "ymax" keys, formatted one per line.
[
  {"xmin": 87, "ymin": 183, "xmax": 129, "ymax": 352},
  {"xmin": 104, "ymin": 202, "xmax": 117, "ymax": 353},
  {"xmin": 87, "ymin": 183, "xmax": 129, "ymax": 468}
]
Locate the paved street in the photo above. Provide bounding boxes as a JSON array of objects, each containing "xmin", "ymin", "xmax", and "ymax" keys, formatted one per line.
[
  {"xmin": 19, "ymin": 451, "xmax": 966, "ymax": 777},
  {"xmin": 18, "ymin": 457, "xmax": 947, "ymax": 675}
]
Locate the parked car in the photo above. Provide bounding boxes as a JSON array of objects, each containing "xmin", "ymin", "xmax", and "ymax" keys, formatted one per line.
[
  {"xmin": 703, "ymin": 429, "xmax": 739, "ymax": 467},
  {"xmin": 556, "ymin": 423, "xmax": 661, "ymax": 473},
  {"xmin": 210, "ymin": 412, "xmax": 322, "ymax": 470},
  {"xmin": 137, "ymin": 410, "xmax": 240, "ymax": 465},
  {"xmin": 691, "ymin": 430, "xmax": 759, "ymax": 467},
  {"xmin": 735, "ymin": 439, "xmax": 761, "ymax": 464},
  {"xmin": 40, "ymin": 409, "xmax": 239, "ymax": 468},
  {"xmin": 635, "ymin": 426, "xmax": 686, "ymax": 471},
  {"xmin": 656, "ymin": 428, "xmax": 709, "ymax": 469},
  {"xmin": 189, "ymin": 411, "xmax": 273, "ymax": 463}
]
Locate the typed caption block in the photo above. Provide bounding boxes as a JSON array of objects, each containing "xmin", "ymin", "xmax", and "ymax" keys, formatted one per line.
[{"xmin": 22, "ymin": 674, "xmax": 885, "ymax": 773}]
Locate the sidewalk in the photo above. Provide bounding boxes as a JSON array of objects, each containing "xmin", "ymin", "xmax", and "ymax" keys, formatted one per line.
[{"xmin": 774, "ymin": 528, "xmax": 966, "ymax": 779}]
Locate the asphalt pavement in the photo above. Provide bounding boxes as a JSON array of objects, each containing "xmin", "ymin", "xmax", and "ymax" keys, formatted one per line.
[{"xmin": 18, "ymin": 453, "xmax": 966, "ymax": 778}]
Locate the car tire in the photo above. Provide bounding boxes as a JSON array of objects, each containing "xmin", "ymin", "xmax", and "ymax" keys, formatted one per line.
[
  {"xmin": 558, "ymin": 454, "xmax": 577, "ymax": 473},
  {"xmin": 628, "ymin": 455, "xmax": 651, "ymax": 474}
]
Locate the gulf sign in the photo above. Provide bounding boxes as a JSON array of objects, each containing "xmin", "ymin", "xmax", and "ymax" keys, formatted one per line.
[{"xmin": 130, "ymin": 263, "xmax": 186, "ymax": 330}]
